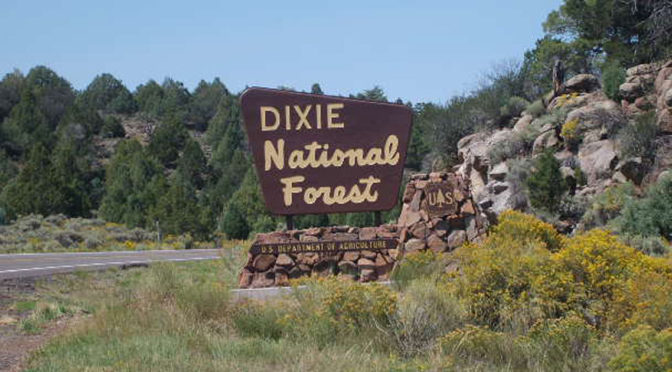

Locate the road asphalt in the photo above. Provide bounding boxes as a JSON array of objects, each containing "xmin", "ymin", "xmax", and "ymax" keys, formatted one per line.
[{"xmin": 0, "ymin": 249, "xmax": 221, "ymax": 280}]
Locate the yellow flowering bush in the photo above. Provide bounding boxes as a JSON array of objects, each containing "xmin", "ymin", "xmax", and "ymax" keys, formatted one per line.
[
  {"xmin": 490, "ymin": 210, "xmax": 565, "ymax": 252},
  {"xmin": 391, "ymin": 250, "xmax": 449, "ymax": 287},
  {"xmin": 439, "ymin": 325, "xmax": 526, "ymax": 367},
  {"xmin": 123, "ymin": 240, "xmax": 136, "ymax": 250},
  {"xmin": 555, "ymin": 92, "xmax": 580, "ymax": 108},
  {"xmin": 281, "ymin": 277, "xmax": 398, "ymax": 345},
  {"xmin": 455, "ymin": 210, "xmax": 672, "ymax": 332},
  {"xmin": 609, "ymin": 326, "xmax": 672, "ymax": 371},
  {"xmin": 561, "ymin": 118, "xmax": 581, "ymax": 148}
]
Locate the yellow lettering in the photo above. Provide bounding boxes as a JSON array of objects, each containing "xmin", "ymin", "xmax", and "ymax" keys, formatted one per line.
[
  {"xmin": 285, "ymin": 105, "xmax": 291, "ymax": 130},
  {"xmin": 327, "ymin": 103, "xmax": 344, "ymax": 128},
  {"xmin": 294, "ymin": 105, "xmax": 312, "ymax": 130},
  {"xmin": 264, "ymin": 139, "xmax": 284, "ymax": 171},
  {"xmin": 280, "ymin": 176, "xmax": 304, "ymax": 206},
  {"xmin": 260, "ymin": 106, "xmax": 280, "ymax": 131}
]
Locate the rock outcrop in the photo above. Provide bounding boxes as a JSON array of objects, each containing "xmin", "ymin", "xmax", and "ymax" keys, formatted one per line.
[{"xmin": 450, "ymin": 60, "xmax": 672, "ymax": 226}]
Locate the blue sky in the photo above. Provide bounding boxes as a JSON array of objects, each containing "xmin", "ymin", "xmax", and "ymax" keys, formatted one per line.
[{"xmin": 1, "ymin": 0, "xmax": 561, "ymax": 104}]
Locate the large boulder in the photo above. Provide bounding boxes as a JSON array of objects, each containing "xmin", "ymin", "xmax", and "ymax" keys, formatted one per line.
[
  {"xmin": 513, "ymin": 114, "xmax": 534, "ymax": 132},
  {"xmin": 615, "ymin": 157, "xmax": 646, "ymax": 185},
  {"xmin": 565, "ymin": 99, "xmax": 623, "ymax": 144},
  {"xmin": 578, "ymin": 140, "xmax": 618, "ymax": 184},
  {"xmin": 533, "ymin": 130, "xmax": 560, "ymax": 154},
  {"xmin": 562, "ymin": 74, "xmax": 600, "ymax": 94},
  {"xmin": 488, "ymin": 162, "xmax": 508, "ymax": 181},
  {"xmin": 627, "ymin": 63, "xmax": 660, "ymax": 77}
]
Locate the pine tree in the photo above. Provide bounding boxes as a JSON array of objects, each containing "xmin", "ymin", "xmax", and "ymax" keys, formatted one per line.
[
  {"xmin": 147, "ymin": 117, "xmax": 188, "ymax": 167},
  {"xmin": 177, "ymin": 138, "xmax": 208, "ymax": 189},
  {"xmin": 310, "ymin": 83, "xmax": 324, "ymax": 95},
  {"xmin": 526, "ymin": 149, "xmax": 567, "ymax": 213},
  {"xmin": 0, "ymin": 144, "xmax": 56, "ymax": 218},
  {"xmin": 190, "ymin": 78, "xmax": 228, "ymax": 128},
  {"xmin": 77, "ymin": 73, "xmax": 136, "ymax": 114},
  {"xmin": 150, "ymin": 172, "xmax": 206, "ymax": 239},
  {"xmin": 99, "ymin": 140, "xmax": 166, "ymax": 227},
  {"xmin": 220, "ymin": 168, "xmax": 273, "ymax": 239}
]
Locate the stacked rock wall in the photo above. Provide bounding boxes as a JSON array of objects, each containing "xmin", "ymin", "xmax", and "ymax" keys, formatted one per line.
[
  {"xmin": 238, "ymin": 225, "xmax": 400, "ymax": 288},
  {"xmin": 397, "ymin": 172, "xmax": 488, "ymax": 254},
  {"xmin": 238, "ymin": 172, "xmax": 486, "ymax": 288}
]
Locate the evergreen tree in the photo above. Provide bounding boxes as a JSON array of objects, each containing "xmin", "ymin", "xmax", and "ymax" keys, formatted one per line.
[
  {"xmin": 48, "ymin": 138, "xmax": 93, "ymax": 217},
  {"xmin": 190, "ymin": 78, "xmax": 228, "ymax": 128},
  {"xmin": 99, "ymin": 139, "xmax": 166, "ymax": 228},
  {"xmin": 150, "ymin": 171, "xmax": 207, "ymax": 239},
  {"xmin": 1, "ymin": 89, "xmax": 51, "ymax": 150},
  {"xmin": 134, "ymin": 79, "xmax": 164, "ymax": 116},
  {"xmin": 23, "ymin": 66, "xmax": 75, "ymax": 128},
  {"xmin": 101, "ymin": 116, "xmax": 126, "ymax": 138},
  {"xmin": 176, "ymin": 138, "xmax": 208, "ymax": 189},
  {"xmin": 0, "ymin": 69, "xmax": 24, "ymax": 122},
  {"xmin": 295, "ymin": 214, "xmax": 330, "ymax": 229},
  {"xmin": 160, "ymin": 78, "xmax": 191, "ymax": 120},
  {"xmin": 310, "ymin": 83, "xmax": 324, "ymax": 95},
  {"xmin": 526, "ymin": 149, "xmax": 567, "ymax": 213},
  {"xmin": 77, "ymin": 73, "xmax": 136, "ymax": 114},
  {"xmin": 354, "ymin": 86, "xmax": 387, "ymax": 102},
  {"xmin": 0, "ymin": 149, "xmax": 17, "ymax": 191},
  {"xmin": 406, "ymin": 118, "xmax": 430, "ymax": 170},
  {"xmin": 0, "ymin": 144, "xmax": 52, "ymax": 218},
  {"xmin": 220, "ymin": 168, "xmax": 272, "ymax": 239},
  {"xmin": 147, "ymin": 117, "xmax": 188, "ymax": 167}
]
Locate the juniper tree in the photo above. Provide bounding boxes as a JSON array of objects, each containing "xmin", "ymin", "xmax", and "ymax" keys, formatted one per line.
[{"xmin": 526, "ymin": 149, "xmax": 567, "ymax": 213}]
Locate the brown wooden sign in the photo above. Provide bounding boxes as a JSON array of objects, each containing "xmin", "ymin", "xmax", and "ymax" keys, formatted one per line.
[
  {"xmin": 241, "ymin": 88, "xmax": 413, "ymax": 215},
  {"xmin": 425, "ymin": 182, "xmax": 458, "ymax": 218},
  {"xmin": 249, "ymin": 238, "xmax": 399, "ymax": 255}
]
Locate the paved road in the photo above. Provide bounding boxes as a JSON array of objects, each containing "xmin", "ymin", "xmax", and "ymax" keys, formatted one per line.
[{"xmin": 0, "ymin": 249, "xmax": 221, "ymax": 280}]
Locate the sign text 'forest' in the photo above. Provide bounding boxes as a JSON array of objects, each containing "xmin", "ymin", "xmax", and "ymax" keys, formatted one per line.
[{"xmin": 241, "ymin": 88, "xmax": 413, "ymax": 215}]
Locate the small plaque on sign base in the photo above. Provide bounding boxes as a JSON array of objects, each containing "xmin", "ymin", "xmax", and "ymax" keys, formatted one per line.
[
  {"xmin": 424, "ymin": 182, "xmax": 458, "ymax": 218},
  {"xmin": 250, "ymin": 238, "xmax": 398, "ymax": 255}
]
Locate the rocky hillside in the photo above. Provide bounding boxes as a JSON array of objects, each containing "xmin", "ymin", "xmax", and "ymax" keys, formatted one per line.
[{"xmin": 454, "ymin": 60, "xmax": 672, "ymax": 232}]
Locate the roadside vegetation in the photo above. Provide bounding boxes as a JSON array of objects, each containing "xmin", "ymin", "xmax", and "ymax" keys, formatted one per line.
[
  {"xmin": 0, "ymin": 214, "xmax": 213, "ymax": 254},
  {"xmin": 13, "ymin": 211, "xmax": 671, "ymax": 371}
]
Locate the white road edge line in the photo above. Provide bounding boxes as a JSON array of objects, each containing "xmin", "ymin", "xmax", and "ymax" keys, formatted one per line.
[
  {"xmin": 3, "ymin": 249, "xmax": 221, "ymax": 257},
  {"xmin": 0, "ymin": 256, "xmax": 219, "ymax": 274}
]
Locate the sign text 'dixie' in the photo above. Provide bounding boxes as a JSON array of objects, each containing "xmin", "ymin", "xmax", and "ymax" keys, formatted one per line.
[
  {"xmin": 249, "ymin": 238, "xmax": 399, "ymax": 255},
  {"xmin": 241, "ymin": 88, "xmax": 413, "ymax": 215}
]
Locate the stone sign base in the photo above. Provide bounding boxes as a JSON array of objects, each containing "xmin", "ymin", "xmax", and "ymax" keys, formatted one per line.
[
  {"xmin": 238, "ymin": 172, "xmax": 488, "ymax": 289},
  {"xmin": 238, "ymin": 225, "xmax": 400, "ymax": 289},
  {"xmin": 398, "ymin": 172, "xmax": 488, "ymax": 253}
]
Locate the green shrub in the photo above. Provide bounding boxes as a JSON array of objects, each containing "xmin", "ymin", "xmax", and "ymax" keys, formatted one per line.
[
  {"xmin": 581, "ymin": 182, "xmax": 635, "ymax": 230},
  {"xmin": 101, "ymin": 116, "xmax": 125, "ymax": 138},
  {"xmin": 619, "ymin": 234, "xmax": 670, "ymax": 256},
  {"xmin": 500, "ymin": 96, "xmax": 530, "ymax": 120},
  {"xmin": 617, "ymin": 174, "xmax": 672, "ymax": 240},
  {"xmin": 231, "ymin": 302, "xmax": 284, "ymax": 340},
  {"xmin": 391, "ymin": 250, "xmax": 448, "ymax": 289},
  {"xmin": 527, "ymin": 315, "xmax": 597, "ymax": 370},
  {"xmin": 439, "ymin": 325, "xmax": 528, "ymax": 368},
  {"xmin": 526, "ymin": 149, "xmax": 567, "ymax": 213},
  {"xmin": 525, "ymin": 99, "xmax": 546, "ymax": 117},
  {"xmin": 388, "ymin": 280, "xmax": 466, "ymax": 357},
  {"xmin": 487, "ymin": 133, "xmax": 527, "ymax": 163},
  {"xmin": 283, "ymin": 278, "xmax": 398, "ymax": 347},
  {"xmin": 601, "ymin": 60, "xmax": 626, "ymax": 101},
  {"xmin": 609, "ymin": 326, "xmax": 672, "ymax": 371},
  {"xmin": 618, "ymin": 111, "xmax": 659, "ymax": 159}
]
